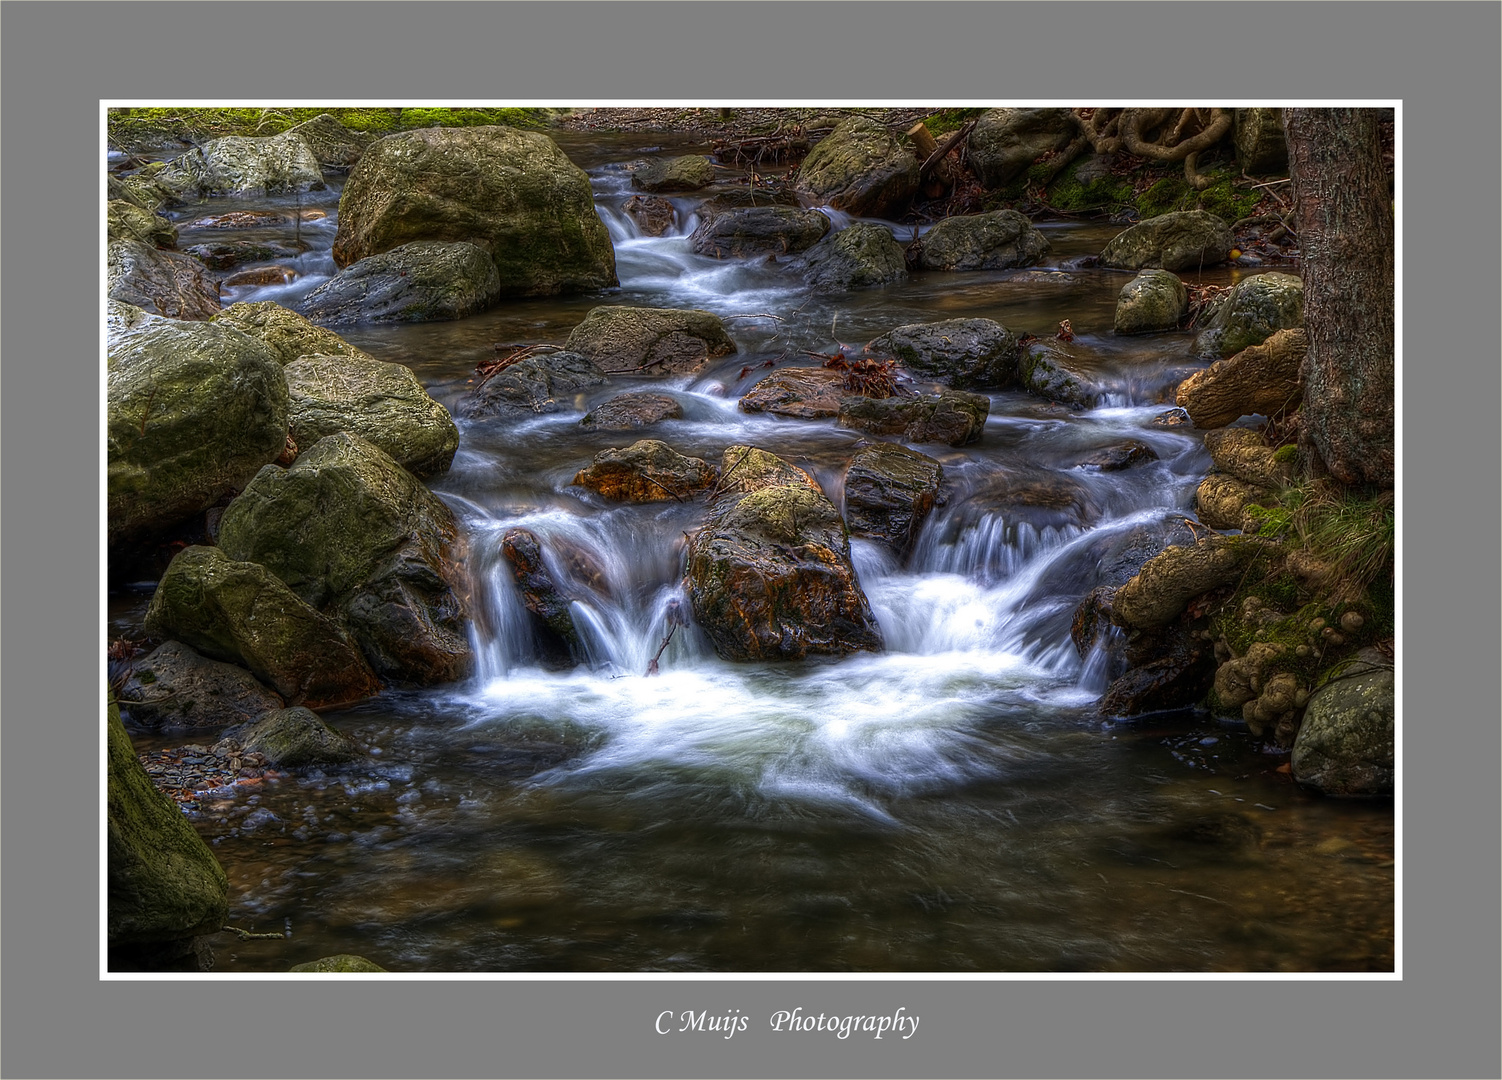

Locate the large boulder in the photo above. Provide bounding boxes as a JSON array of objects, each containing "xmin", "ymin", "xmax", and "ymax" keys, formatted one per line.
[
  {"xmin": 968, "ymin": 108, "xmax": 1079, "ymax": 188},
  {"xmin": 143, "ymin": 546, "xmax": 380, "ymax": 708},
  {"xmin": 211, "ymin": 300, "xmax": 375, "ymax": 365},
  {"xmin": 120, "ymin": 640, "xmax": 284, "ymax": 730},
  {"xmin": 843, "ymin": 443, "xmax": 943, "ymax": 556},
  {"xmin": 461, "ymin": 349, "xmax": 606, "ymax": 419},
  {"xmin": 1114, "ymin": 269, "xmax": 1188, "ymax": 334},
  {"xmin": 563, "ymin": 306, "xmax": 736, "ymax": 376},
  {"xmin": 1234, "ymin": 108, "xmax": 1288, "ymax": 174},
  {"xmin": 107, "ymin": 200, "xmax": 178, "ymax": 249},
  {"xmin": 1292, "ymin": 659, "xmax": 1395, "ymax": 797},
  {"xmin": 916, "ymin": 210, "xmax": 1050, "ymax": 271},
  {"xmin": 571, "ymin": 439, "xmax": 717, "ymax": 503},
  {"xmin": 794, "ymin": 116, "xmax": 918, "ymax": 218},
  {"xmin": 216, "ymin": 433, "xmax": 472, "ymax": 684},
  {"xmin": 107, "ymin": 699, "xmax": 229, "ymax": 953},
  {"xmin": 153, "ymin": 132, "xmax": 326, "ymax": 199},
  {"xmin": 1099, "ymin": 210, "xmax": 1234, "ymax": 272},
  {"xmin": 284, "ymin": 113, "xmax": 374, "ymax": 170},
  {"xmin": 1192, "ymin": 272, "xmax": 1304, "ymax": 358},
  {"xmin": 330, "ymin": 126, "xmax": 617, "ymax": 296},
  {"xmin": 631, "ymin": 155, "xmax": 714, "ymax": 192},
  {"xmin": 225, "ymin": 706, "xmax": 359, "ymax": 767},
  {"xmin": 685, "ymin": 447, "xmax": 884, "ymax": 661},
  {"xmin": 837, "ymin": 389, "xmax": 989, "ymax": 447},
  {"xmin": 284, "ymin": 354, "xmax": 459, "ymax": 477},
  {"xmin": 299, "ymin": 241, "xmax": 502, "ymax": 324},
  {"xmin": 1204, "ymin": 427, "xmax": 1296, "ymax": 489},
  {"xmin": 689, "ymin": 206, "xmax": 831, "ymax": 259},
  {"xmin": 1112, "ymin": 536, "xmax": 1273, "ymax": 630},
  {"xmin": 107, "ymin": 239, "xmax": 221, "ymax": 320},
  {"xmin": 107, "ymin": 318, "xmax": 289, "ymax": 548},
  {"xmin": 739, "ymin": 368, "xmax": 849, "ymax": 419},
  {"xmin": 867, "ymin": 318, "xmax": 1020, "ymax": 390},
  {"xmin": 1177, "ymin": 328, "xmax": 1307, "ymax": 428},
  {"xmin": 799, "ymin": 223, "xmax": 908, "ymax": 291}
]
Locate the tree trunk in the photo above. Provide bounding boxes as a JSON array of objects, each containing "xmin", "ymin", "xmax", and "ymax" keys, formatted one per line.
[{"xmin": 1285, "ymin": 108, "xmax": 1395, "ymax": 488}]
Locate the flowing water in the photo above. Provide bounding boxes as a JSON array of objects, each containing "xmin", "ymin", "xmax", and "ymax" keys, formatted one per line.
[{"xmin": 112, "ymin": 132, "xmax": 1394, "ymax": 973}]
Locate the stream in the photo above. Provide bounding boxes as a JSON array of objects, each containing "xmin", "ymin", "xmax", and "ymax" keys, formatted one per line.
[{"xmin": 111, "ymin": 131, "xmax": 1394, "ymax": 973}]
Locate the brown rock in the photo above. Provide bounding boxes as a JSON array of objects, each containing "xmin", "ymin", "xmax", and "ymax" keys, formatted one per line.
[
  {"xmin": 739, "ymin": 368, "xmax": 849, "ymax": 419},
  {"xmin": 843, "ymin": 443, "xmax": 943, "ymax": 554},
  {"xmin": 501, "ymin": 528, "xmax": 581, "ymax": 659},
  {"xmin": 564, "ymin": 306, "xmax": 737, "ymax": 376},
  {"xmin": 1112, "ymin": 536, "xmax": 1274, "ymax": 630},
  {"xmin": 580, "ymin": 392, "xmax": 683, "ymax": 430},
  {"xmin": 222, "ymin": 266, "xmax": 298, "ymax": 288},
  {"xmin": 1176, "ymin": 328, "xmax": 1306, "ymax": 429},
  {"xmin": 572, "ymin": 439, "xmax": 718, "ymax": 503},
  {"xmin": 623, "ymin": 194, "xmax": 676, "ymax": 237}
]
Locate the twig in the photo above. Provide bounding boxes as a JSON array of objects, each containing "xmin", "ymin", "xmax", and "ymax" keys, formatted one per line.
[
  {"xmin": 222, "ymin": 925, "xmax": 285, "ymax": 941},
  {"xmin": 707, "ymin": 447, "xmax": 753, "ymax": 502},
  {"xmin": 638, "ymin": 473, "xmax": 685, "ymax": 503}
]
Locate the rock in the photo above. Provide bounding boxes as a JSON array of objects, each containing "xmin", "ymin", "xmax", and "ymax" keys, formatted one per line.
[
  {"xmin": 107, "ymin": 200, "xmax": 178, "ymax": 248},
  {"xmin": 1112, "ymin": 536, "xmax": 1273, "ymax": 630},
  {"xmin": 108, "ymin": 173, "xmax": 151, "ymax": 209},
  {"xmin": 837, "ymin": 389, "xmax": 989, "ymax": 447},
  {"xmin": 1203, "ymin": 428, "xmax": 1296, "ymax": 489},
  {"xmin": 290, "ymin": 954, "xmax": 388, "ymax": 973},
  {"xmin": 217, "ymin": 433, "xmax": 472, "ymax": 684},
  {"xmin": 1114, "ymin": 269, "xmax": 1188, "ymax": 334},
  {"xmin": 211, "ymin": 300, "xmax": 374, "ymax": 365},
  {"xmin": 153, "ymin": 132, "xmax": 326, "ymax": 199},
  {"xmin": 1072, "ymin": 585, "xmax": 1118, "ymax": 659},
  {"xmin": 563, "ymin": 306, "xmax": 736, "ymax": 376},
  {"xmin": 107, "ymin": 318, "xmax": 289, "ymax": 549},
  {"xmin": 1292, "ymin": 663, "xmax": 1394, "ymax": 796},
  {"xmin": 631, "ymin": 154, "xmax": 714, "ymax": 192},
  {"xmin": 114, "ymin": 163, "xmax": 179, "ymax": 212},
  {"xmin": 1079, "ymin": 441, "xmax": 1159, "ymax": 471},
  {"xmin": 1196, "ymin": 473, "xmax": 1274, "ymax": 530},
  {"xmin": 107, "ymin": 699, "xmax": 229, "ymax": 950},
  {"xmin": 284, "ymin": 354, "xmax": 459, "ymax": 477},
  {"xmin": 500, "ymin": 528, "xmax": 582, "ymax": 657},
  {"xmin": 689, "ymin": 206, "xmax": 830, "ymax": 259},
  {"xmin": 107, "ymin": 239, "xmax": 221, "ymax": 320},
  {"xmin": 461, "ymin": 350, "xmax": 606, "ymax": 419},
  {"xmin": 1234, "ymin": 108, "xmax": 1288, "ymax": 174},
  {"xmin": 1100, "ymin": 633, "xmax": 1217, "ymax": 718},
  {"xmin": 623, "ymin": 194, "xmax": 676, "ymax": 236},
  {"xmin": 843, "ymin": 443, "xmax": 943, "ymax": 555},
  {"xmin": 299, "ymin": 241, "xmax": 502, "ymax": 324},
  {"xmin": 968, "ymin": 108, "xmax": 1079, "ymax": 188},
  {"xmin": 916, "ymin": 210, "xmax": 1050, "ymax": 271},
  {"xmin": 579, "ymin": 392, "xmax": 683, "ymax": 430},
  {"xmin": 1018, "ymin": 340, "xmax": 1097, "ymax": 409},
  {"xmin": 1099, "ymin": 210, "xmax": 1234, "ymax": 272},
  {"xmin": 799, "ymin": 223, "xmax": 908, "ymax": 291},
  {"xmin": 226, "ymin": 706, "xmax": 359, "ymax": 767},
  {"xmin": 714, "ymin": 445, "xmax": 822, "ymax": 497},
  {"xmin": 106, "ymin": 298, "xmax": 169, "ymax": 353},
  {"xmin": 120, "ymin": 641, "xmax": 285, "ymax": 729},
  {"xmin": 1193, "ymin": 272, "xmax": 1304, "ymax": 358},
  {"xmin": 739, "ymin": 368, "xmax": 849, "ymax": 419},
  {"xmin": 685, "ymin": 448, "xmax": 883, "ymax": 661},
  {"xmin": 284, "ymin": 113, "xmax": 373, "ymax": 170},
  {"xmin": 1177, "ymin": 328, "xmax": 1307, "ymax": 428},
  {"xmin": 184, "ymin": 210, "xmax": 291, "ymax": 230},
  {"xmin": 222, "ymin": 266, "xmax": 299, "ymax": 288},
  {"xmin": 143, "ymin": 546, "xmax": 380, "ymax": 708},
  {"xmin": 793, "ymin": 116, "xmax": 918, "ymax": 218},
  {"xmin": 867, "ymin": 318, "xmax": 1020, "ymax": 390},
  {"xmin": 331, "ymin": 126, "xmax": 617, "ymax": 296},
  {"xmin": 955, "ymin": 466, "xmax": 1100, "ymax": 537},
  {"xmin": 571, "ymin": 439, "xmax": 717, "ymax": 502}
]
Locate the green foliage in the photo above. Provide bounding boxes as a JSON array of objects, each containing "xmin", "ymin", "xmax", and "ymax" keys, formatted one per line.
[
  {"xmin": 1195, "ymin": 174, "xmax": 1261, "ymax": 224},
  {"xmin": 1272, "ymin": 443, "xmax": 1299, "ymax": 464}
]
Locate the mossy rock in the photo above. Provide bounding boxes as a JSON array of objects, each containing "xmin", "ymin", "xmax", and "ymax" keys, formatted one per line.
[
  {"xmin": 151, "ymin": 132, "xmax": 326, "ymax": 200},
  {"xmin": 212, "ymin": 301, "xmax": 375, "ymax": 366},
  {"xmin": 916, "ymin": 210, "xmax": 1050, "ymax": 271},
  {"xmin": 739, "ymin": 368, "xmax": 849, "ymax": 419},
  {"xmin": 1192, "ymin": 272, "xmax": 1304, "ymax": 359},
  {"xmin": 689, "ymin": 206, "xmax": 831, "ymax": 259},
  {"xmin": 631, "ymin": 155, "xmax": 715, "ymax": 192},
  {"xmin": 1099, "ymin": 210, "xmax": 1234, "ymax": 272},
  {"xmin": 1292, "ymin": 663, "xmax": 1394, "ymax": 797},
  {"xmin": 563, "ymin": 306, "xmax": 736, "ymax": 376},
  {"xmin": 1114, "ymin": 270, "xmax": 1188, "ymax": 335},
  {"xmin": 1203, "ymin": 427, "xmax": 1296, "ymax": 490},
  {"xmin": 716, "ymin": 445, "xmax": 821, "ymax": 496},
  {"xmin": 1018, "ymin": 341, "xmax": 1097, "ymax": 410},
  {"xmin": 1234, "ymin": 108, "xmax": 1288, "ymax": 174},
  {"xmin": 120, "ymin": 641, "xmax": 284, "ymax": 730},
  {"xmin": 799, "ymin": 223, "xmax": 908, "ymax": 291},
  {"xmin": 285, "ymin": 113, "xmax": 374, "ymax": 169},
  {"xmin": 107, "ymin": 200, "xmax": 178, "ymax": 249},
  {"xmin": 290, "ymin": 954, "xmax": 389, "ymax": 973},
  {"xmin": 1195, "ymin": 473, "xmax": 1274, "ymax": 531},
  {"xmin": 969, "ymin": 108, "xmax": 1078, "ymax": 188},
  {"xmin": 500, "ymin": 527, "xmax": 582, "ymax": 658},
  {"xmin": 571, "ymin": 439, "xmax": 716, "ymax": 503},
  {"xmin": 867, "ymin": 318, "xmax": 1020, "ymax": 390},
  {"xmin": 579, "ymin": 392, "xmax": 684, "ymax": 431},
  {"xmin": 836, "ymin": 390, "xmax": 988, "ymax": 447},
  {"xmin": 107, "ymin": 239, "xmax": 221, "ymax": 321},
  {"xmin": 793, "ymin": 116, "xmax": 918, "ymax": 218},
  {"xmin": 300, "ymin": 241, "xmax": 502, "ymax": 325},
  {"xmin": 228, "ymin": 706, "xmax": 359, "ymax": 767}
]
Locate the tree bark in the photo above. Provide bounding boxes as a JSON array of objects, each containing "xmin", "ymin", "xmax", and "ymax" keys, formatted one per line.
[{"xmin": 1285, "ymin": 108, "xmax": 1395, "ymax": 488}]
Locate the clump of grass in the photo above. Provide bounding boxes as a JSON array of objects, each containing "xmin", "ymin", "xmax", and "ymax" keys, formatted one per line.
[{"xmin": 1286, "ymin": 480, "xmax": 1396, "ymax": 594}]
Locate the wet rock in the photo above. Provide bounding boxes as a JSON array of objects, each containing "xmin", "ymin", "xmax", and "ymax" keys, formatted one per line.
[
  {"xmin": 1196, "ymin": 473, "xmax": 1273, "ymax": 531},
  {"xmin": 631, "ymin": 154, "xmax": 714, "ymax": 192},
  {"xmin": 713, "ymin": 445, "xmax": 822, "ymax": 497},
  {"xmin": 571, "ymin": 439, "xmax": 717, "ymax": 502},
  {"xmin": 1079, "ymin": 441, "xmax": 1159, "ymax": 471},
  {"xmin": 1113, "ymin": 536, "xmax": 1274, "ymax": 630},
  {"xmin": 1018, "ymin": 340, "xmax": 1099, "ymax": 409},
  {"xmin": 1071, "ymin": 585, "xmax": 1117, "ymax": 658},
  {"xmin": 185, "ymin": 210, "xmax": 290, "ymax": 230},
  {"xmin": 1177, "ymin": 328, "xmax": 1306, "ymax": 428},
  {"xmin": 799, "ymin": 223, "xmax": 908, "ymax": 291},
  {"xmin": 224, "ymin": 706, "xmax": 359, "ymax": 767},
  {"xmin": 837, "ymin": 389, "xmax": 989, "ymax": 447},
  {"xmin": 299, "ymin": 241, "xmax": 502, "ymax": 324},
  {"xmin": 143, "ymin": 546, "xmax": 380, "ymax": 709},
  {"xmin": 793, "ymin": 115, "xmax": 919, "ymax": 218},
  {"xmin": 107, "ymin": 200, "xmax": 178, "ymax": 248},
  {"xmin": 120, "ymin": 641, "xmax": 284, "ymax": 730},
  {"xmin": 580, "ymin": 392, "xmax": 683, "ymax": 430},
  {"xmin": 1150, "ymin": 408, "xmax": 1194, "ymax": 429},
  {"xmin": 107, "ymin": 239, "xmax": 221, "ymax": 320},
  {"xmin": 563, "ymin": 306, "xmax": 736, "ymax": 376},
  {"xmin": 843, "ymin": 443, "xmax": 944, "ymax": 555},
  {"xmin": 107, "ymin": 318, "xmax": 288, "ymax": 549},
  {"xmin": 1099, "ymin": 210, "xmax": 1234, "ymax": 272},
  {"xmin": 333, "ymin": 126, "xmax": 617, "ymax": 295},
  {"xmin": 916, "ymin": 210, "xmax": 1050, "ymax": 271},
  {"xmin": 689, "ymin": 206, "xmax": 831, "ymax": 259},
  {"xmin": 211, "ymin": 301, "xmax": 375, "ymax": 365},
  {"xmin": 739, "ymin": 368, "xmax": 848, "ymax": 419},
  {"xmin": 1204, "ymin": 428, "xmax": 1296, "ymax": 489},
  {"xmin": 1292, "ymin": 660, "xmax": 1395, "ymax": 797},
  {"xmin": 868, "ymin": 318, "xmax": 1020, "ymax": 390},
  {"xmin": 1100, "ymin": 632, "xmax": 1217, "ymax": 717},
  {"xmin": 461, "ymin": 349, "xmax": 607, "ymax": 419},
  {"xmin": 1192, "ymin": 272, "xmax": 1304, "ymax": 359},
  {"xmin": 960, "ymin": 466, "xmax": 1101, "ymax": 536},
  {"xmin": 284, "ymin": 354, "xmax": 459, "ymax": 477},
  {"xmin": 623, "ymin": 194, "xmax": 676, "ymax": 236},
  {"xmin": 284, "ymin": 113, "xmax": 373, "ymax": 170},
  {"xmin": 1234, "ymin": 108, "xmax": 1288, "ymax": 174},
  {"xmin": 501, "ymin": 528, "xmax": 581, "ymax": 659},
  {"xmin": 969, "ymin": 108, "xmax": 1079, "ymax": 188},
  {"xmin": 290, "ymin": 954, "xmax": 388, "ymax": 973},
  {"xmin": 1114, "ymin": 269, "xmax": 1188, "ymax": 335},
  {"xmin": 152, "ymin": 132, "xmax": 326, "ymax": 200},
  {"xmin": 223, "ymin": 266, "xmax": 298, "ymax": 288}
]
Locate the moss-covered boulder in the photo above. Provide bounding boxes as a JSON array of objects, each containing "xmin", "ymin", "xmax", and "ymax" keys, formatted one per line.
[
  {"xmin": 107, "ymin": 318, "xmax": 289, "ymax": 548},
  {"xmin": 331, "ymin": 126, "xmax": 617, "ymax": 296},
  {"xmin": 1112, "ymin": 536, "xmax": 1274, "ymax": 630},
  {"xmin": 1099, "ymin": 210, "xmax": 1234, "ymax": 272},
  {"xmin": 799, "ymin": 222, "xmax": 908, "ymax": 291},
  {"xmin": 153, "ymin": 132, "xmax": 326, "ymax": 199},
  {"xmin": 837, "ymin": 390, "xmax": 989, "ymax": 447},
  {"xmin": 685, "ymin": 448, "xmax": 883, "ymax": 661},
  {"xmin": 290, "ymin": 954, "xmax": 389, "ymax": 973},
  {"xmin": 579, "ymin": 392, "xmax": 683, "ymax": 430},
  {"xmin": 460, "ymin": 349, "xmax": 606, "ymax": 419},
  {"xmin": 969, "ymin": 108, "xmax": 1079, "ymax": 188},
  {"xmin": 107, "ymin": 699, "xmax": 229, "ymax": 949},
  {"xmin": 1114, "ymin": 269, "xmax": 1188, "ymax": 335},
  {"xmin": 739, "ymin": 368, "xmax": 849, "ymax": 419},
  {"xmin": 1192, "ymin": 272, "xmax": 1304, "ymax": 358},
  {"xmin": 108, "ymin": 200, "xmax": 178, "ymax": 249},
  {"xmin": 1177, "ymin": 328, "xmax": 1306, "ymax": 428},
  {"xmin": 285, "ymin": 113, "xmax": 374, "ymax": 170},
  {"xmin": 284, "ymin": 354, "xmax": 459, "ymax": 477},
  {"xmin": 794, "ymin": 116, "xmax": 918, "ymax": 218},
  {"xmin": 868, "ymin": 318, "xmax": 1020, "ymax": 390},
  {"xmin": 1203, "ymin": 427, "xmax": 1296, "ymax": 490},
  {"xmin": 212, "ymin": 300, "xmax": 375, "ymax": 365},
  {"xmin": 107, "ymin": 239, "xmax": 221, "ymax": 320},
  {"xmin": 143, "ymin": 546, "xmax": 379, "ymax": 708},
  {"xmin": 120, "ymin": 640, "xmax": 285, "ymax": 730},
  {"xmin": 632, "ymin": 154, "xmax": 714, "ymax": 192},
  {"xmin": 226, "ymin": 706, "xmax": 359, "ymax": 767},
  {"xmin": 916, "ymin": 210, "xmax": 1050, "ymax": 271},
  {"xmin": 572, "ymin": 439, "xmax": 717, "ymax": 503},
  {"xmin": 715, "ymin": 445, "xmax": 823, "ymax": 497},
  {"xmin": 1292, "ymin": 659, "xmax": 1394, "ymax": 797},
  {"xmin": 689, "ymin": 206, "xmax": 831, "ymax": 259},
  {"xmin": 563, "ymin": 306, "xmax": 736, "ymax": 376},
  {"xmin": 1234, "ymin": 108, "xmax": 1288, "ymax": 174},
  {"xmin": 300, "ymin": 241, "xmax": 502, "ymax": 324},
  {"xmin": 843, "ymin": 443, "xmax": 943, "ymax": 556}
]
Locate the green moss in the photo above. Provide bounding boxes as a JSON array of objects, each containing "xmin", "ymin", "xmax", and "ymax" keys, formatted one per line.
[
  {"xmin": 107, "ymin": 106, "xmax": 545, "ymax": 152},
  {"xmin": 924, "ymin": 109, "xmax": 988, "ymax": 137},
  {"xmin": 1195, "ymin": 174, "xmax": 1260, "ymax": 224},
  {"xmin": 1138, "ymin": 176, "xmax": 1191, "ymax": 219},
  {"xmin": 1272, "ymin": 444, "xmax": 1299, "ymax": 464},
  {"xmin": 1045, "ymin": 161, "xmax": 1136, "ymax": 214}
]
